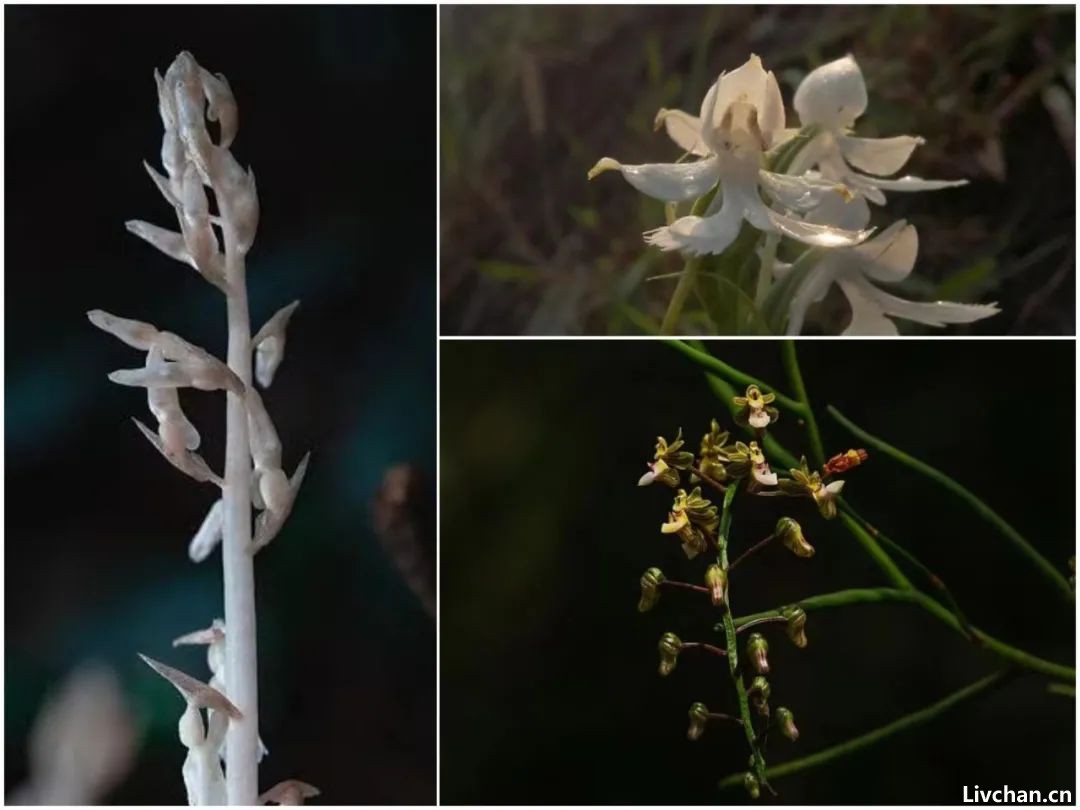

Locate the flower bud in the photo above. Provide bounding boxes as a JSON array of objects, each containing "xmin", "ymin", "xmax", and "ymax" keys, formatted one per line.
[
  {"xmin": 638, "ymin": 568, "xmax": 664, "ymax": 612},
  {"xmin": 746, "ymin": 632, "xmax": 769, "ymax": 674},
  {"xmin": 658, "ymin": 632, "xmax": 682, "ymax": 676},
  {"xmin": 743, "ymin": 772, "xmax": 761, "ymax": 799},
  {"xmin": 704, "ymin": 564, "xmax": 727, "ymax": 606},
  {"xmin": 781, "ymin": 605, "xmax": 808, "ymax": 648},
  {"xmin": 687, "ymin": 701, "xmax": 709, "ymax": 741},
  {"xmin": 775, "ymin": 706, "xmax": 799, "ymax": 741},
  {"xmin": 776, "ymin": 517, "xmax": 814, "ymax": 558},
  {"xmin": 749, "ymin": 675, "xmax": 771, "ymax": 714}
]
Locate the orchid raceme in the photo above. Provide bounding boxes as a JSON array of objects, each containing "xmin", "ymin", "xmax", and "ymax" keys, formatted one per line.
[
  {"xmin": 587, "ymin": 52, "xmax": 1000, "ymax": 335},
  {"xmin": 89, "ymin": 51, "xmax": 315, "ymax": 804}
]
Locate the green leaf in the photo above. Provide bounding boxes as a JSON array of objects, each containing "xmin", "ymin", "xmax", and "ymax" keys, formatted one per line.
[
  {"xmin": 760, "ymin": 248, "xmax": 825, "ymax": 333},
  {"xmin": 475, "ymin": 260, "xmax": 543, "ymax": 284}
]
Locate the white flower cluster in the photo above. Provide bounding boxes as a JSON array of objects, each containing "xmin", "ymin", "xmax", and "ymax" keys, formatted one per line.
[
  {"xmin": 88, "ymin": 50, "xmax": 317, "ymax": 805},
  {"xmin": 590, "ymin": 54, "xmax": 1000, "ymax": 334}
]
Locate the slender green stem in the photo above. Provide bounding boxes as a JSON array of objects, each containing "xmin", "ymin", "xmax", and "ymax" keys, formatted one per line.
[
  {"xmin": 828, "ymin": 406, "xmax": 1073, "ymax": 602},
  {"xmin": 754, "ymin": 233, "xmax": 779, "ymax": 308},
  {"xmin": 839, "ymin": 513, "xmax": 914, "ymax": 590},
  {"xmin": 717, "ymin": 672, "xmax": 1008, "ymax": 790},
  {"xmin": 667, "ymin": 340, "xmax": 803, "ymax": 412},
  {"xmin": 716, "ymin": 483, "xmax": 768, "ymax": 787},
  {"xmin": 660, "ymin": 257, "xmax": 702, "ymax": 335},
  {"xmin": 841, "ymin": 500, "xmax": 976, "ymax": 639},
  {"xmin": 1047, "ymin": 683, "xmax": 1075, "ymax": 698},
  {"xmin": 781, "ymin": 341, "xmax": 825, "ymax": 467},
  {"xmin": 733, "ymin": 588, "xmax": 1074, "ymax": 680}
]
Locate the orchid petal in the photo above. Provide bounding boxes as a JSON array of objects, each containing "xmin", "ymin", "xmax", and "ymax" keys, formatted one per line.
[
  {"xmin": 838, "ymin": 135, "xmax": 924, "ymax": 175},
  {"xmin": 837, "ymin": 277, "xmax": 901, "ymax": 335},
  {"xmin": 848, "ymin": 221, "xmax": 918, "ymax": 283},
  {"xmin": 188, "ymin": 499, "xmax": 224, "ymax": 563},
  {"xmin": 705, "ymin": 55, "xmax": 771, "ymax": 131},
  {"xmin": 588, "ymin": 157, "xmax": 720, "ymax": 202},
  {"xmin": 758, "ymin": 169, "xmax": 851, "ymax": 212},
  {"xmin": 654, "ymin": 108, "xmax": 709, "ymax": 156},
  {"xmin": 125, "ymin": 220, "xmax": 194, "ymax": 267},
  {"xmin": 745, "ymin": 194, "xmax": 872, "ymax": 248},
  {"xmin": 850, "ymin": 172, "xmax": 968, "ymax": 193},
  {"xmin": 794, "ymin": 55, "xmax": 867, "ymax": 129},
  {"xmin": 759, "ymin": 69, "xmax": 786, "ymax": 145},
  {"xmin": 842, "ymin": 274, "xmax": 999, "ymax": 328},
  {"xmin": 803, "ymin": 187, "xmax": 872, "ymax": 231},
  {"xmin": 644, "ymin": 191, "xmax": 743, "ymax": 255}
]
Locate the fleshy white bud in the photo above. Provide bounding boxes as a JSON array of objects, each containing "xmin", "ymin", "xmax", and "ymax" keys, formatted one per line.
[
  {"xmin": 687, "ymin": 702, "xmax": 709, "ymax": 741},
  {"xmin": 638, "ymin": 567, "xmax": 664, "ymax": 612},
  {"xmin": 781, "ymin": 605, "xmax": 808, "ymax": 648},
  {"xmin": 658, "ymin": 632, "xmax": 682, "ymax": 676},
  {"xmin": 252, "ymin": 301, "xmax": 300, "ymax": 388},
  {"xmin": 705, "ymin": 564, "xmax": 727, "ymax": 606},
  {"xmin": 775, "ymin": 706, "xmax": 799, "ymax": 741},
  {"xmin": 746, "ymin": 632, "xmax": 769, "ymax": 674},
  {"xmin": 776, "ymin": 517, "xmax": 815, "ymax": 558}
]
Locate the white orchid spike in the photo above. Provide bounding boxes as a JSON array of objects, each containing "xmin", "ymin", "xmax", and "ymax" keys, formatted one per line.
[
  {"xmin": 259, "ymin": 779, "xmax": 321, "ymax": 806},
  {"xmin": 252, "ymin": 301, "xmax": 301, "ymax": 388},
  {"xmin": 790, "ymin": 55, "xmax": 967, "ymax": 212},
  {"xmin": 189, "ymin": 499, "xmax": 224, "ymax": 562},
  {"xmin": 251, "ymin": 452, "xmax": 311, "ymax": 554},
  {"xmin": 133, "ymin": 418, "xmax": 223, "ymax": 486},
  {"xmin": 589, "ymin": 54, "xmax": 872, "ymax": 256},
  {"xmin": 783, "ymin": 217, "xmax": 1000, "ymax": 335}
]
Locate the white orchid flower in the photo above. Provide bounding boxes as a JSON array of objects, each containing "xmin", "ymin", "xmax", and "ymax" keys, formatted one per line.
[
  {"xmin": 782, "ymin": 211, "xmax": 1000, "ymax": 335},
  {"xmin": 251, "ymin": 452, "xmax": 311, "ymax": 554},
  {"xmin": 145, "ymin": 344, "xmax": 201, "ymax": 456},
  {"xmin": 790, "ymin": 55, "xmax": 967, "ymax": 215},
  {"xmin": 588, "ymin": 55, "xmax": 871, "ymax": 256},
  {"xmin": 259, "ymin": 780, "xmax": 321, "ymax": 806},
  {"xmin": 132, "ymin": 417, "xmax": 223, "ymax": 486},
  {"xmin": 189, "ymin": 499, "xmax": 224, "ymax": 563}
]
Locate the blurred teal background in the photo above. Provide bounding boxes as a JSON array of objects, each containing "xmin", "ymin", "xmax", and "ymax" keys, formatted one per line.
[
  {"xmin": 441, "ymin": 5, "xmax": 1075, "ymax": 335},
  {"xmin": 441, "ymin": 340, "xmax": 1075, "ymax": 803},
  {"xmin": 6, "ymin": 5, "xmax": 434, "ymax": 803}
]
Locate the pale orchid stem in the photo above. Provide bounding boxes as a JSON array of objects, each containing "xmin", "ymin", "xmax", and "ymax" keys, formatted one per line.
[{"xmin": 221, "ymin": 226, "xmax": 259, "ymax": 806}]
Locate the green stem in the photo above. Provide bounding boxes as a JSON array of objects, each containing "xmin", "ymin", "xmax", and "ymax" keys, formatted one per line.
[
  {"xmin": 840, "ymin": 500, "xmax": 976, "ymax": 639},
  {"xmin": 828, "ymin": 406, "xmax": 1073, "ymax": 602},
  {"xmin": 754, "ymin": 233, "xmax": 779, "ymax": 308},
  {"xmin": 659, "ymin": 188, "xmax": 718, "ymax": 335},
  {"xmin": 733, "ymin": 588, "xmax": 1074, "ymax": 681},
  {"xmin": 1047, "ymin": 683, "xmax": 1075, "ymax": 698},
  {"xmin": 716, "ymin": 483, "xmax": 768, "ymax": 787},
  {"xmin": 667, "ymin": 340, "xmax": 803, "ymax": 412},
  {"xmin": 839, "ymin": 513, "xmax": 914, "ymax": 590},
  {"xmin": 660, "ymin": 257, "xmax": 702, "ymax": 335},
  {"xmin": 717, "ymin": 672, "xmax": 1008, "ymax": 791},
  {"xmin": 780, "ymin": 341, "xmax": 825, "ymax": 467}
]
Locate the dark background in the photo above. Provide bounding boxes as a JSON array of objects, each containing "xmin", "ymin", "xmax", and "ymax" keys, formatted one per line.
[
  {"xmin": 441, "ymin": 340, "xmax": 1075, "ymax": 804},
  {"xmin": 6, "ymin": 5, "xmax": 434, "ymax": 804},
  {"xmin": 441, "ymin": 5, "xmax": 1076, "ymax": 335}
]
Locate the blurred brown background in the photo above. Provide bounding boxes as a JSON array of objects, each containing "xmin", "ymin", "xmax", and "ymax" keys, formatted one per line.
[{"xmin": 441, "ymin": 5, "xmax": 1075, "ymax": 335}]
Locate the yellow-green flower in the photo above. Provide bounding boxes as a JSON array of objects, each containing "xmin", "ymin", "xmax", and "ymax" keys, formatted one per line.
[
  {"xmin": 726, "ymin": 440, "xmax": 777, "ymax": 487},
  {"xmin": 779, "ymin": 457, "xmax": 844, "ymax": 519},
  {"xmin": 698, "ymin": 419, "xmax": 735, "ymax": 482},
  {"xmin": 660, "ymin": 487, "xmax": 718, "ymax": 558},
  {"xmin": 733, "ymin": 385, "xmax": 780, "ymax": 429},
  {"xmin": 638, "ymin": 428, "xmax": 694, "ymax": 487}
]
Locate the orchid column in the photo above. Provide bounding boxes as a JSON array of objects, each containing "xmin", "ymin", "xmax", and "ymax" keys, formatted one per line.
[{"xmin": 89, "ymin": 51, "xmax": 313, "ymax": 806}]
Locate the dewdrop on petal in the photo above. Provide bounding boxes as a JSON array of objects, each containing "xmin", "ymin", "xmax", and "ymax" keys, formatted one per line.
[{"xmin": 252, "ymin": 301, "xmax": 300, "ymax": 388}]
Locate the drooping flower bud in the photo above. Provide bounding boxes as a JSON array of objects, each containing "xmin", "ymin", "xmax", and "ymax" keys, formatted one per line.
[
  {"xmin": 823, "ymin": 448, "xmax": 868, "ymax": 475},
  {"xmin": 776, "ymin": 517, "xmax": 815, "ymax": 558},
  {"xmin": 638, "ymin": 568, "xmax": 664, "ymax": 612},
  {"xmin": 705, "ymin": 564, "xmax": 727, "ymax": 606},
  {"xmin": 743, "ymin": 772, "xmax": 761, "ymax": 799},
  {"xmin": 658, "ymin": 632, "xmax": 682, "ymax": 676},
  {"xmin": 252, "ymin": 301, "xmax": 301, "ymax": 389},
  {"xmin": 781, "ymin": 605, "xmax": 808, "ymax": 648},
  {"xmin": 251, "ymin": 453, "xmax": 311, "ymax": 554},
  {"xmin": 687, "ymin": 702, "xmax": 709, "ymax": 741},
  {"xmin": 775, "ymin": 706, "xmax": 799, "ymax": 741},
  {"xmin": 746, "ymin": 633, "xmax": 769, "ymax": 674},
  {"xmin": 259, "ymin": 779, "xmax": 321, "ymax": 806},
  {"xmin": 748, "ymin": 675, "xmax": 771, "ymax": 714}
]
